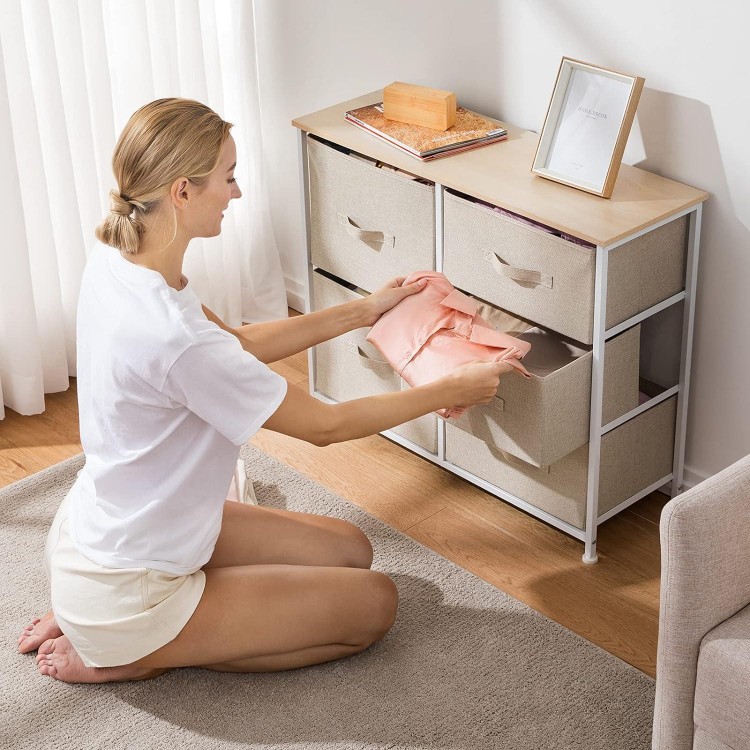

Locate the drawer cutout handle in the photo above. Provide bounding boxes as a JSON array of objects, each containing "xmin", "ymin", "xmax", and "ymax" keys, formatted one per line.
[
  {"xmin": 347, "ymin": 341, "xmax": 391, "ymax": 369},
  {"xmin": 338, "ymin": 213, "xmax": 395, "ymax": 248},
  {"xmin": 483, "ymin": 250, "xmax": 553, "ymax": 289},
  {"xmin": 493, "ymin": 395, "xmax": 505, "ymax": 412}
]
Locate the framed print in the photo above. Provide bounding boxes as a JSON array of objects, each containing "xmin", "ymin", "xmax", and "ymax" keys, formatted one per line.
[{"xmin": 531, "ymin": 58, "xmax": 645, "ymax": 198}]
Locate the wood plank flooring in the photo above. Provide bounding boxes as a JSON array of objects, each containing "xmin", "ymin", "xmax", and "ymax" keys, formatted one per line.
[{"xmin": 0, "ymin": 311, "xmax": 667, "ymax": 678}]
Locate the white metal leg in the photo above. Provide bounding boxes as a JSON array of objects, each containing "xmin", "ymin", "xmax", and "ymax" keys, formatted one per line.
[
  {"xmin": 435, "ymin": 184, "xmax": 446, "ymax": 462},
  {"xmin": 297, "ymin": 130, "xmax": 317, "ymax": 394},
  {"xmin": 583, "ymin": 245, "xmax": 609, "ymax": 564},
  {"xmin": 435, "ymin": 183, "xmax": 444, "ymax": 272},
  {"xmin": 671, "ymin": 204, "xmax": 702, "ymax": 496}
]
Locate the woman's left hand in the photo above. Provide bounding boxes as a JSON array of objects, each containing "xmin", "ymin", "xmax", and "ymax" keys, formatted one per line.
[{"xmin": 360, "ymin": 276, "xmax": 427, "ymax": 327}]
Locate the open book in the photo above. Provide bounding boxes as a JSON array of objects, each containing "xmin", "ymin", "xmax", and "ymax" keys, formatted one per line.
[{"xmin": 345, "ymin": 102, "xmax": 507, "ymax": 161}]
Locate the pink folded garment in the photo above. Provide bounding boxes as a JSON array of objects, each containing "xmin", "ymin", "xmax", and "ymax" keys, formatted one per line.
[{"xmin": 365, "ymin": 270, "xmax": 531, "ymax": 418}]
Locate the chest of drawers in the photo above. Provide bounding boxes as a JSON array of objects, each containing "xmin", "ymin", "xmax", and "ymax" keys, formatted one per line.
[{"xmin": 292, "ymin": 90, "xmax": 708, "ymax": 563}]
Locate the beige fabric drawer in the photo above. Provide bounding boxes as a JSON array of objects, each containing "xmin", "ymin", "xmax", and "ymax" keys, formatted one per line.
[
  {"xmin": 606, "ymin": 217, "xmax": 687, "ymax": 329},
  {"xmin": 312, "ymin": 271, "xmax": 437, "ymax": 454},
  {"xmin": 307, "ymin": 135, "xmax": 435, "ymax": 293},
  {"xmin": 443, "ymin": 191, "xmax": 596, "ymax": 342},
  {"xmin": 391, "ymin": 379, "xmax": 438, "ymax": 454},
  {"xmin": 443, "ymin": 191, "xmax": 688, "ymax": 344},
  {"xmin": 445, "ymin": 396, "xmax": 676, "ymax": 530},
  {"xmin": 449, "ymin": 320, "xmax": 640, "ymax": 467}
]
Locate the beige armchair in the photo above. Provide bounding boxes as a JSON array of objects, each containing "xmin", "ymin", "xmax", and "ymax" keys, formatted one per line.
[{"xmin": 653, "ymin": 453, "xmax": 750, "ymax": 749}]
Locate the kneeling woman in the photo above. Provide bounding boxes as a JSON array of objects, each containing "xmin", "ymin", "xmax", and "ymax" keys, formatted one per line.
[{"xmin": 18, "ymin": 97, "xmax": 510, "ymax": 683}]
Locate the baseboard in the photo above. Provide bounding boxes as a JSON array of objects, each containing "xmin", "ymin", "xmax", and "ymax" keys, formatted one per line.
[
  {"xmin": 285, "ymin": 275, "xmax": 305, "ymax": 313},
  {"xmin": 658, "ymin": 463, "xmax": 710, "ymax": 496}
]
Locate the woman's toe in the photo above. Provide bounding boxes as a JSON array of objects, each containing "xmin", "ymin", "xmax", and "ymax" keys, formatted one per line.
[
  {"xmin": 36, "ymin": 639, "xmax": 56, "ymax": 660},
  {"xmin": 19, "ymin": 620, "xmax": 40, "ymax": 639}
]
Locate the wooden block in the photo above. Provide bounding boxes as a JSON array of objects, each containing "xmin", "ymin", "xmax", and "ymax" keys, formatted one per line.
[{"xmin": 383, "ymin": 81, "xmax": 457, "ymax": 131}]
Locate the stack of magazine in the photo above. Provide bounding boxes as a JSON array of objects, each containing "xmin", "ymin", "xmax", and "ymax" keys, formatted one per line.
[{"xmin": 344, "ymin": 102, "xmax": 508, "ymax": 161}]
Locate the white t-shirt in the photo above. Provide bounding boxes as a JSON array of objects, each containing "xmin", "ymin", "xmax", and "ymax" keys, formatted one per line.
[{"xmin": 65, "ymin": 241, "xmax": 288, "ymax": 575}]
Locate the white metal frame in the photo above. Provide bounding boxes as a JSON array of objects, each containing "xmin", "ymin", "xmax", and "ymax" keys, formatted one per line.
[
  {"xmin": 672, "ymin": 204, "xmax": 702, "ymax": 496},
  {"xmin": 297, "ymin": 129, "xmax": 703, "ymax": 564}
]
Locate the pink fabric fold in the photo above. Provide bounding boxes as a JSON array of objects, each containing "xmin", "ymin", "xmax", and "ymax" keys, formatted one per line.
[{"xmin": 365, "ymin": 270, "xmax": 532, "ymax": 418}]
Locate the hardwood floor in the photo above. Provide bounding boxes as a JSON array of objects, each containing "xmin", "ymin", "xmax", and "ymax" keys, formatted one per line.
[{"xmin": 0, "ymin": 310, "xmax": 667, "ymax": 678}]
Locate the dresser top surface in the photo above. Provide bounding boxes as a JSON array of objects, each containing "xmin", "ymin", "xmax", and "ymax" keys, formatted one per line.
[{"xmin": 292, "ymin": 90, "xmax": 708, "ymax": 246}]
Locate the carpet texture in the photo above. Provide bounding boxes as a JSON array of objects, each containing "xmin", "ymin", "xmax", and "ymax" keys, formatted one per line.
[{"xmin": 1, "ymin": 446, "xmax": 655, "ymax": 749}]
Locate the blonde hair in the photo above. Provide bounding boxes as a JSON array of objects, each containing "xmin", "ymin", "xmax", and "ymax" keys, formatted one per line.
[{"xmin": 95, "ymin": 97, "xmax": 233, "ymax": 255}]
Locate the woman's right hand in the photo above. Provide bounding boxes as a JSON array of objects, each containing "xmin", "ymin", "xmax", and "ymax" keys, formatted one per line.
[{"xmin": 442, "ymin": 359, "xmax": 513, "ymax": 409}]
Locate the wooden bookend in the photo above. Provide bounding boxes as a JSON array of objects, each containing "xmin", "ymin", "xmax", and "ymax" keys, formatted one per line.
[{"xmin": 383, "ymin": 82, "xmax": 457, "ymax": 131}]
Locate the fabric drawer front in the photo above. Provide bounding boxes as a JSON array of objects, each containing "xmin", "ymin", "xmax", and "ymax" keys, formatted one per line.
[
  {"xmin": 390, "ymin": 380, "xmax": 438, "ymax": 454},
  {"xmin": 600, "ymin": 323, "xmax": 641, "ymax": 426},
  {"xmin": 307, "ymin": 135, "xmax": 435, "ymax": 292},
  {"xmin": 606, "ymin": 215, "xmax": 688, "ymax": 329},
  {"xmin": 445, "ymin": 396, "xmax": 676, "ymax": 529},
  {"xmin": 449, "ymin": 323, "xmax": 640, "ymax": 468},
  {"xmin": 443, "ymin": 191, "xmax": 596, "ymax": 343},
  {"xmin": 312, "ymin": 272, "xmax": 437, "ymax": 455}
]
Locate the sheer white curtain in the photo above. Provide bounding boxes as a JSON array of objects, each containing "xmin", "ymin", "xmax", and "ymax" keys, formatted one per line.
[{"xmin": 0, "ymin": 0, "xmax": 288, "ymax": 421}]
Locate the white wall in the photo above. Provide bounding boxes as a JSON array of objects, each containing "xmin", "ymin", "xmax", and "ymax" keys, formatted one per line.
[{"xmin": 254, "ymin": 0, "xmax": 750, "ymax": 483}]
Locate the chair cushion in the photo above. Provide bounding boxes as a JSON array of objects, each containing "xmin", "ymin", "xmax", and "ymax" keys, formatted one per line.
[{"xmin": 694, "ymin": 602, "xmax": 750, "ymax": 749}]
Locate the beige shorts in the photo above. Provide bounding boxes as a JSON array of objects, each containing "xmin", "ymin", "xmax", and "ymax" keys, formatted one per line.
[{"xmin": 44, "ymin": 493, "xmax": 206, "ymax": 668}]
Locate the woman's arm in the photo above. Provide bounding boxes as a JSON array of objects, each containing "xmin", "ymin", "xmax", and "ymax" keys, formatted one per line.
[
  {"xmin": 261, "ymin": 359, "xmax": 511, "ymax": 445},
  {"xmin": 207, "ymin": 275, "xmax": 426, "ymax": 364},
  {"xmin": 200, "ymin": 300, "xmax": 367, "ymax": 363},
  {"xmin": 234, "ymin": 299, "xmax": 369, "ymax": 364}
]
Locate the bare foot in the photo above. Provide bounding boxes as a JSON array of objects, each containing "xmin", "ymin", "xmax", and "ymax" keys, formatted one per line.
[
  {"xmin": 36, "ymin": 636, "xmax": 168, "ymax": 684},
  {"xmin": 18, "ymin": 611, "xmax": 63, "ymax": 654}
]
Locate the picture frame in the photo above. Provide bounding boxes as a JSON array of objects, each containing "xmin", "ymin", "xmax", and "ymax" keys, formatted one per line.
[{"xmin": 531, "ymin": 57, "xmax": 645, "ymax": 199}]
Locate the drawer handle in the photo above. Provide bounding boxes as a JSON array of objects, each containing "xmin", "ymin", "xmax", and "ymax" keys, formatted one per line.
[
  {"xmin": 347, "ymin": 341, "xmax": 391, "ymax": 368},
  {"xmin": 338, "ymin": 213, "xmax": 395, "ymax": 248},
  {"xmin": 483, "ymin": 250, "xmax": 553, "ymax": 289},
  {"xmin": 493, "ymin": 395, "xmax": 505, "ymax": 412}
]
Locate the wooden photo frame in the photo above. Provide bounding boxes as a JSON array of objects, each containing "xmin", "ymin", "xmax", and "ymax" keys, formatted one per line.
[{"xmin": 531, "ymin": 57, "xmax": 645, "ymax": 199}]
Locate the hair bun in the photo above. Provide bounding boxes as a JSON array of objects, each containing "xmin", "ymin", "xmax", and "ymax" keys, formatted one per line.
[{"xmin": 109, "ymin": 190, "xmax": 134, "ymax": 216}]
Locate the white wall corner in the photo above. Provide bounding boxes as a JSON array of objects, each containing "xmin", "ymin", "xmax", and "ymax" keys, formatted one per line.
[
  {"xmin": 659, "ymin": 463, "xmax": 711, "ymax": 496},
  {"xmin": 285, "ymin": 274, "xmax": 305, "ymax": 314}
]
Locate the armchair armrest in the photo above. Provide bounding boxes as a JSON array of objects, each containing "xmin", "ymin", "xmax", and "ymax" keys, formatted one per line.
[{"xmin": 653, "ymin": 453, "xmax": 750, "ymax": 749}]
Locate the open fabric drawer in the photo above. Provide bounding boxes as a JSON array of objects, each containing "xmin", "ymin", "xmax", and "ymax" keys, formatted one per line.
[{"xmin": 448, "ymin": 294, "xmax": 641, "ymax": 467}]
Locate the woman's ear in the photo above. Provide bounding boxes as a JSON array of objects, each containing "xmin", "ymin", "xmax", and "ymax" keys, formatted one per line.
[{"xmin": 172, "ymin": 177, "xmax": 191, "ymax": 207}]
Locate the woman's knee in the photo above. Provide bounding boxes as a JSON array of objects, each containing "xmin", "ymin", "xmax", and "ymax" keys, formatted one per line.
[
  {"xmin": 335, "ymin": 520, "xmax": 374, "ymax": 569},
  {"xmin": 362, "ymin": 571, "xmax": 398, "ymax": 643}
]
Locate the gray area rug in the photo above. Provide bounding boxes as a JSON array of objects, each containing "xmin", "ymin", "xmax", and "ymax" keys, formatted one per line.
[{"xmin": 1, "ymin": 446, "xmax": 655, "ymax": 749}]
